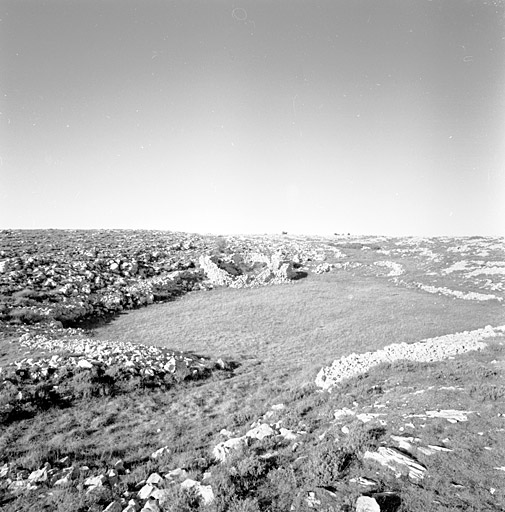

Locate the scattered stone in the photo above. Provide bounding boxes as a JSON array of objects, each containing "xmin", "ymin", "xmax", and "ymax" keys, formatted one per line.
[
  {"xmin": 356, "ymin": 412, "xmax": 387, "ymax": 424},
  {"xmin": 141, "ymin": 498, "xmax": 161, "ymax": 512},
  {"xmin": 123, "ymin": 499, "xmax": 140, "ymax": 512},
  {"xmin": 138, "ymin": 483, "xmax": 155, "ymax": 500},
  {"xmin": 350, "ymin": 477, "xmax": 378, "ymax": 488},
  {"xmin": 374, "ymin": 261, "xmax": 405, "ymax": 277},
  {"xmin": 390, "ymin": 435, "xmax": 419, "ymax": 453},
  {"xmin": 84, "ymin": 474, "xmax": 107, "ymax": 487},
  {"xmin": 302, "ymin": 487, "xmax": 342, "ymax": 509},
  {"xmin": 181, "ymin": 478, "xmax": 215, "ymax": 505},
  {"xmin": 259, "ymin": 451, "xmax": 277, "ymax": 460},
  {"xmin": 333, "ymin": 407, "xmax": 356, "ymax": 421},
  {"xmin": 0, "ymin": 464, "xmax": 9, "ymax": 478},
  {"xmin": 356, "ymin": 496, "xmax": 381, "ymax": 512},
  {"xmin": 28, "ymin": 467, "xmax": 48, "ymax": 483},
  {"xmin": 150, "ymin": 446, "xmax": 170, "ymax": 459},
  {"xmin": 364, "ymin": 447, "xmax": 426, "ymax": 482},
  {"xmin": 417, "ymin": 445, "xmax": 453, "ymax": 456},
  {"xmin": 114, "ymin": 459, "xmax": 125, "ymax": 472},
  {"xmin": 103, "ymin": 501, "xmax": 122, "ymax": 512},
  {"xmin": 245, "ymin": 423, "xmax": 275, "ymax": 440},
  {"xmin": 53, "ymin": 474, "xmax": 72, "ymax": 487},
  {"xmin": 407, "ymin": 410, "xmax": 474, "ymax": 423},
  {"xmin": 424, "ymin": 410, "xmax": 474, "ymax": 423},
  {"xmin": 77, "ymin": 359, "xmax": 94, "ymax": 369},
  {"xmin": 314, "ymin": 262, "xmax": 334, "ymax": 274},
  {"xmin": 279, "ymin": 427, "xmax": 298, "ymax": 440},
  {"xmin": 151, "ymin": 488, "xmax": 173, "ymax": 501},
  {"xmin": 107, "ymin": 469, "xmax": 119, "ymax": 485},
  {"xmin": 165, "ymin": 468, "xmax": 189, "ymax": 481},
  {"xmin": 8, "ymin": 479, "xmax": 37, "ymax": 493},
  {"xmin": 146, "ymin": 473, "xmax": 164, "ymax": 485},
  {"xmin": 305, "ymin": 490, "xmax": 321, "ymax": 508},
  {"xmin": 213, "ymin": 436, "xmax": 245, "ymax": 462}
]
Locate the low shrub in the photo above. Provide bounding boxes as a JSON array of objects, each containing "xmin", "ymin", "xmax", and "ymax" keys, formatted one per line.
[
  {"xmin": 226, "ymin": 497, "xmax": 261, "ymax": 512},
  {"xmin": 469, "ymin": 383, "xmax": 505, "ymax": 401},
  {"xmin": 159, "ymin": 484, "xmax": 203, "ymax": 512},
  {"xmin": 8, "ymin": 307, "xmax": 45, "ymax": 324},
  {"xmin": 302, "ymin": 436, "xmax": 355, "ymax": 487},
  {"xmin": 261, "ymin": 466, "xmax": 298, "ymax": 512}
]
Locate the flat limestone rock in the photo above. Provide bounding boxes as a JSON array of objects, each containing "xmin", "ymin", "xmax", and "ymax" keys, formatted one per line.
[
  {"xmin": 425, "ymin": 410, "xmax": 474, "ymax": 423},
  {"xmin": 364, "ymin": 447, "xmax": 426, "ymax": 482}
]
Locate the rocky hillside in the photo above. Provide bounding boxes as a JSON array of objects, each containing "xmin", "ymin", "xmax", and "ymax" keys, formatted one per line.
[
  {"xmin": 0, "ymin": 230, "xmax": 504, "ymax": 512},
  {"xmin": 0, "ymin": 230, "xmax": 343, "ymax": 330}
]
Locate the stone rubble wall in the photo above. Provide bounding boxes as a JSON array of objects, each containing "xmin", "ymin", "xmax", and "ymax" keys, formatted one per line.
[
  {"xmin": 7, "ymin": 330, "xmax": 211, "ymax": 379},
  {"xmin": 198, "ymin": 252, "xmax": 306, "ymax": 289},
  {"xmin": 373, "ymin": 261, "xmax": 405, "ymax": 277},
  {"xmin": 315, "ymin": 324, "xmax": 505, "ymax": 391}
]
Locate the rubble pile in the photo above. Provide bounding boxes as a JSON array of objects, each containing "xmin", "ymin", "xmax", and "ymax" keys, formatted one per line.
[
  {"xmin": 0, "ymin": 455, "xmax": 214, "ymax": 512},
  {"xmin": 9, "ymin": 330, "xmax": 213, "ymax": 382},
  {"xmin": 0, "ymin": 326, "xmax": 221, "ymax": 428},
  {"xmin": 199, "ymin": 252, "xmax": 308, "ymax": 289}
]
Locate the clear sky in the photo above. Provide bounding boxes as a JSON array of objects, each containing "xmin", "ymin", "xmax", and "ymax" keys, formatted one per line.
[{"xmin": 1, "ymin": 0, "xmax": 504, "ymax": 236}]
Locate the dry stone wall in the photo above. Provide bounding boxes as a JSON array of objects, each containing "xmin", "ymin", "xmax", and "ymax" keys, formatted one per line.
[{"xmin": 316, "ymin": 324, "xmax": 505, "ymax": 391}]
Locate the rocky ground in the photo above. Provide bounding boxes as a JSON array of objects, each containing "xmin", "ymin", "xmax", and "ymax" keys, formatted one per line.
[
  {"xmin": 1, "ymin": 230, "xmax": 504, "ymax": 511},
  {"xmin": 0, "ymin": 230, "xmax": 338, "ymax": 329}
]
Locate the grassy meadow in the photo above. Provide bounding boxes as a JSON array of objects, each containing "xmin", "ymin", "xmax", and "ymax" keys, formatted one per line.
[{"xmin": 98, "ymin": 269, "xmax": 504, "ymax": 385}]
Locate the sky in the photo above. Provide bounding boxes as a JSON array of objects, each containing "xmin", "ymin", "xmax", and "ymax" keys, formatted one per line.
[{"xmin": 1, "ymin": 0, "xmax": 504, "ymax": 237}]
